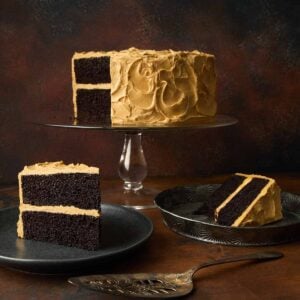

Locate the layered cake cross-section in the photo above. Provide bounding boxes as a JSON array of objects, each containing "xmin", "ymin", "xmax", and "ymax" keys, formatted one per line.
[
  {"xmin": 208, "ymin": 173, "xmax": 283, "ymax": 227},
  {"xmin": 72, "ymin": 47, "xmax": 217, "ymax": 125},
  {"xmin": 17, "ymin": 161, "xmax": 101, "ymax": 250}
]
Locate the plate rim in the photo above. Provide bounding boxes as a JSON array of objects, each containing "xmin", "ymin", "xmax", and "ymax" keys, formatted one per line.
[{"xmin": 0, "ymin": 204, "xmax": 153, "ymax": 265}]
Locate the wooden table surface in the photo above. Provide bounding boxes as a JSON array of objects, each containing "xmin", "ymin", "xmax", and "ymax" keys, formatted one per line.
[{"xmin": 0, "ymin": 174, "xmax": 299, "ymax": 300}]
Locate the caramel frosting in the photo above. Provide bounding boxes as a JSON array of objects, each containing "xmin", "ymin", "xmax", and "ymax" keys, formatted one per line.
[
  {"xmin": 110, "ymin": 48, "xmax": 216, "ymax": 124},
  {"xmin": 72, "ymin": 47, "xmax": 217, "ymax": 124},
  {"xmin": 19, "ymin": 161, "xmax": 99, "ymax": 176},
  {"xmin": 216, "ymin": 173, "xmax": 283, "ymax": 227}
]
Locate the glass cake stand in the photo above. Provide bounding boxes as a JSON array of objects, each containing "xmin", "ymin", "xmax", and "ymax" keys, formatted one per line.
[{"xmin": 36, "ymin": 115, "xmax": 238, "ymax": 209}]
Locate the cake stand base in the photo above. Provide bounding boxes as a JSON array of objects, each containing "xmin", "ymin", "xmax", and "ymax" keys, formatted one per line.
[{"xmin": 102, "ymin": 186, "xmax": 159, "ymax": 210}]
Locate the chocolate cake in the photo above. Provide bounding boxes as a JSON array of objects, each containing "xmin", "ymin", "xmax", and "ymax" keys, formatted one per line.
[
  {"xmin": 76, "ymin": 89, "xmax": 111, "ymax": 123},
  {"xmin": 17, "ymin": 161, "xmax": 101, "ymax": 250},
  {"xmin": 72, "ymin": 47, "xmax": 217, "ymax": 125},
  {"xmin": 209, "ymin": 173, "xmax": 283, "ymax": 227}
]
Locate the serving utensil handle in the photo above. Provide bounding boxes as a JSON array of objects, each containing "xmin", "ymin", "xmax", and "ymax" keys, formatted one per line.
[{"xmin": 190, "ymin": 251, "xmax": 283, "ymax": 277}]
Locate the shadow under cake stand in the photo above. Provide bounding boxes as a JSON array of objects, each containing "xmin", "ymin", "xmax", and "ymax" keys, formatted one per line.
[{"xmin": 37, "ymin": 114, "xmax": 238, "ymax": 210}]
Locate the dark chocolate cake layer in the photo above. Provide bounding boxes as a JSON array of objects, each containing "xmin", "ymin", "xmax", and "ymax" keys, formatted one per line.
[
  {"xmin": 22, "ymin": 211, "xmax": 101, "ymax": 250},
  {"xmin": 74, "ymin": 56, "xmax": 111, "ymax": 83},
  {"xmin": 22, "ymin": 173, "xmax": 101, "ymax": 209},
  {"xmin": 217, "ymin": 178, "xmax": 268, "ymax": 226},
  {"xmin": 208, "ymin": 175, "xmax": 245, "ymax": 213},
  {"xmin": 76, "ymin": 89, "xmax": 111, "ymax": 123}
]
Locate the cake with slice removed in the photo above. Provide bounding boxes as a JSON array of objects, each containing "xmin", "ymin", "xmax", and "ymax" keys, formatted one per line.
[
  {"xmin": 208, "ymin": 173, "xmax": 283, "ymax": 227},
  {"xmin": 72, "ymin": 47, "xmax": 217, "ymax": 125},
  {"xmin": 17, "ymin": 161, "xmax": 101, "ymax": 250}
]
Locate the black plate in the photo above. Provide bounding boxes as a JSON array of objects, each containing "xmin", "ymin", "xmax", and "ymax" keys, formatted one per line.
[
  {"xmin": 155, "ymin": 184, "xmax": 300, "ymax": 246},
  {"xmin": 0, "ymin": 204, "xmax": 153, "ymax": 274}
]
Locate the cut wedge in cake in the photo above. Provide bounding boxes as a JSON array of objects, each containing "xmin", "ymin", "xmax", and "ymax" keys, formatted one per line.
[
  {"xmin": 17, "ymin": 161, "xmax": 101, "ymax": 250},
  {"xmin": 209, "ymin": 173, "xmax": 283, "ymax": 227}
]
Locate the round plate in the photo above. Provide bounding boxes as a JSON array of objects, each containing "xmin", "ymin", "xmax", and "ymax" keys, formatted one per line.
[
  {"xmin": 0, "ymin": 204, "xmax": 153, "ymax": 274},
  {"xmin": 155, "ymin": 185, "xmax": 300, "ymax": 246}
]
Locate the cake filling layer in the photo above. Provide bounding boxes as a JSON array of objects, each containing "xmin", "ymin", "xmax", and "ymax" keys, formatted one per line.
[
  {"xmin": 21, "ymin": 211, "xmax": 101, "ymax": 250},
  {"xmin": 19, "ymin": 204, "xmax": 100, "ymax": 216},
  {"xmin": 21, "ymin": 173, "xmax": 101, "ymax": 209},
  {"xmin": 217, "ymin": 178, "xmax": 269, "ymax": 226},
  {"xmin": 75, "ymin": 83, "xmax": 111, "ymax": 90}
]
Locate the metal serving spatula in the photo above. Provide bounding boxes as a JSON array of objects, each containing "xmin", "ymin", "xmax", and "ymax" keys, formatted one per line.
[{"xmin": 69, "ymin": 251, "xmax": 283, "ymax": 298}]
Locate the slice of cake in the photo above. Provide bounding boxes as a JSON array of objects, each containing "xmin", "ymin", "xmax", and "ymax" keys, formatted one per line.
[
  {"xmin": 72, "ymin": 47, "xmax": 217, "ymax": 125},
  {"xmin": 17, "ymin": 161, "xmax": 101, "ymax": 250},
  {"xmin": 208, "ymin": 173, "xmax": 283, "ymax": 227}
]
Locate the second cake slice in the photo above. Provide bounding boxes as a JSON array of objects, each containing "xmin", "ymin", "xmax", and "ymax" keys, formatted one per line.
[
  {"xmin": 208, "ymin": 173, "xmax": 283, "ymax": 227},
  {"xmin": 17, "ymin": 161, "xmax": 101, "ymax": 250}
]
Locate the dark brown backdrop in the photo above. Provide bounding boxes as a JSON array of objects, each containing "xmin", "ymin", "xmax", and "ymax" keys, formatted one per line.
[{"xmin": 0, "ymin": 0, "xmax": 299, "ymax": 184}]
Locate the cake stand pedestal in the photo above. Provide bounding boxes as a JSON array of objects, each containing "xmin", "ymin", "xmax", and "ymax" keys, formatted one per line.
[{"xmin": 38, "ymin": 115, "xmax": 238, "ymax": 209}]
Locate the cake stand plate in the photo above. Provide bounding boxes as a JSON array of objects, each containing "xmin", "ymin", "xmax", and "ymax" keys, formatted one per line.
[
  {"xmin": 35, "ymin": 115, "xmax": 238, "ymax": 209},
  {"xmin": 39, "ymin": 115, "xmax": 237, "ymax": 131},
  {"xmin": 0, "ymin": 205, "xmax": 153, "ymax": 274},
  {"xmin": 155, "ymin": 184, "xmax": 300, "ymax": 246}
]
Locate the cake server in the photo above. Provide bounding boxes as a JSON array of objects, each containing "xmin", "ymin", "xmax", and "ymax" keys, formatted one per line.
[{"xmin": 68, "ymin": 251, "xmax": 283, "ymax": 298}]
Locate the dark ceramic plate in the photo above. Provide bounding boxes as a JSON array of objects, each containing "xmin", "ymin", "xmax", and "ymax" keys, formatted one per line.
[
  {"xmin": 155, "ymin": 185, "xmax": 300, "ymax": 246},
  {"xmin": 0, "ymin": 204, "xmax": 153, "ymax": 274}
]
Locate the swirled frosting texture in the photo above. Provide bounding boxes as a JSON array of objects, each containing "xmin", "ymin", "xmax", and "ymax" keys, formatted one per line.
[{"xmin": 110, "ymin": 48, "xmax": 216, "ymax": 124}]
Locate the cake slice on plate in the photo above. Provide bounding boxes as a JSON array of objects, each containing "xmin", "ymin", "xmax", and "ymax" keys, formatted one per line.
[
  {"xmin": 208, "ymin": 173, "xmax": 283, "ymax": 227},
  {"xmin": 17, "ymin": 161, "xmax": 101, "ymax": 250}
]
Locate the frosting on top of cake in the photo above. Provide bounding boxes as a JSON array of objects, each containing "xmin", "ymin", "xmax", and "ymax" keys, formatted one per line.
[
  {"xmin": 19, "ymin": 161, "xmax": 99, "ymax": 175},
  {"xmin": 73, "ymin": 47, "xmax": 215, "ymax": 59}
]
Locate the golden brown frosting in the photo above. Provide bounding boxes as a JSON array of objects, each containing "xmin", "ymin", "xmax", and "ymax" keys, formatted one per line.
[
  {"xmin": 110, "ymin": 48, "xmax": 216, "ymax": 124},
  {"xmin": 72, "ymin": 47, "xmax": 217, "ymax": 124},
  {"xmin": 19, "ymin": 161, "xmax": 99, "ymax": 175}
]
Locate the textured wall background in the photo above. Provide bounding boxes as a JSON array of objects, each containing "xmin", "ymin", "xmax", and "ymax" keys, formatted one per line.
[{"xmin": 0, "ymin": 0, "xmax": 299, "ymax": 184}]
